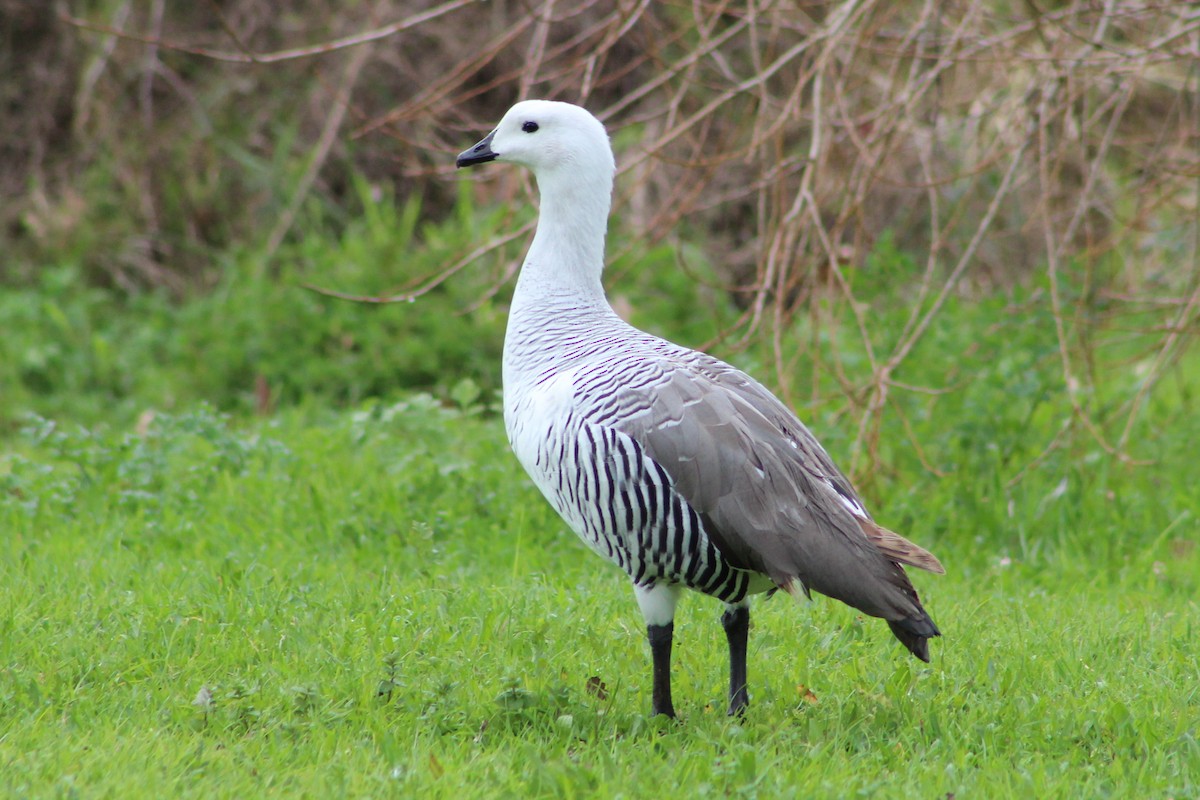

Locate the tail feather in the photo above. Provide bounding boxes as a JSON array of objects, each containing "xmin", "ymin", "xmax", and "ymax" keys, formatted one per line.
[
  {"xmin": 858, "ymin": 519, "xmax": 945, "ymax": 574},
  {"xmin": 784, "ymin": 576, "xmax": 943, "ymax": 663},
  {"xmin": 888, "ymin": 612, "xmax": 941, "ymax": 662}
]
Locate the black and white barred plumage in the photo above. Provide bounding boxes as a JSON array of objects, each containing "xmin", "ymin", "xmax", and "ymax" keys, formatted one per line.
[{"xmin": 508, "ymin": 320, "xmax": 768, "ymax": 606}]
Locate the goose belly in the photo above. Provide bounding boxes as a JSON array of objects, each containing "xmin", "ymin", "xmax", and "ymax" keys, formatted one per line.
[{"xmin": 505, "ymin": 383, "xmax": 772, "ymax": 603}]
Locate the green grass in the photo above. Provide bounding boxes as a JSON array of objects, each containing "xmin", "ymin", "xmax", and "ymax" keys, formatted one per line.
[{"xmin": 2, "ymin": 390, "xmax": 1197, "ymax": 798}]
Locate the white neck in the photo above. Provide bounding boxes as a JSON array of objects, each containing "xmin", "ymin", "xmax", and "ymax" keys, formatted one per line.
[{"xmin": 511, "ymin": 168, "xmax": 613, "ymax": 313}]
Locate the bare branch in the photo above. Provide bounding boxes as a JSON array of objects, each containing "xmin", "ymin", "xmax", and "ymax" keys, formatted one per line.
[{"xmin": 59, "ymin": 0, "xmax": 478, "ymax": 64}]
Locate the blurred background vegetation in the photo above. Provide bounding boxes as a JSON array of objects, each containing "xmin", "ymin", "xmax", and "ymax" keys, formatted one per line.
[{"xmin": 2, "ymin": 0, "xmax": 1198, "ymax": 483}]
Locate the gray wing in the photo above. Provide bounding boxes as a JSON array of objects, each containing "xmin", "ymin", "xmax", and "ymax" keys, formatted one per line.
[{"xmin": 614, "ymin": 352, "xmax": 942, "ymax": 623}]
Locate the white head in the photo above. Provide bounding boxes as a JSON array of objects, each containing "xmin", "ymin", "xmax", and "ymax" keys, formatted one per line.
[
  {"xmin": 457, "ymin": 101, "xmax": 617, "ymax": 296},
  {"xmin": 456, "ymin": 100, "xmax": 616, "ymax": 184}
]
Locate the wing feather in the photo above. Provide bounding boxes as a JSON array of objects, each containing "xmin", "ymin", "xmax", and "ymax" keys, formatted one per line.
[{"xmin": 613, "ymin": 353, "xmax": 942, "ymax": 622}]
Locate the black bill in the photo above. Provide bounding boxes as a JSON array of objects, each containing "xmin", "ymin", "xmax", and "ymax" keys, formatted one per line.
[{"xmin": 456, "ymin": 130, "xmax": 498, "ymax": 168}]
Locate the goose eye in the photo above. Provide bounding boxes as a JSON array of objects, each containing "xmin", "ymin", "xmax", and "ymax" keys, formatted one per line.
[{"xmin": 521, "ymin": 121, "xmax": 539, "ymax": 133}]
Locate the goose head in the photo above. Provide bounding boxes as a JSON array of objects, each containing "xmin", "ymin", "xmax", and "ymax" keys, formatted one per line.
[{"xmin": 456, "ymin": 100, "xmax": 615, "ymax": 185}]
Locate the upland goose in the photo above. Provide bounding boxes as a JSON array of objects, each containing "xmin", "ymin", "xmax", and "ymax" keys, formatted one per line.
[{"xmin": 457, "ymin": 100, "xmax": 943, "ymax": 717}]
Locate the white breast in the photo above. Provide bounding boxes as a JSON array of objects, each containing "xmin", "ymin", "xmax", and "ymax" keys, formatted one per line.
[{"xmin": 505, "ymin": 367, "xmax": 578, "ymax": 481}]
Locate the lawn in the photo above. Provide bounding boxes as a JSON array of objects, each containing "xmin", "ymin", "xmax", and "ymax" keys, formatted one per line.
[{"xmin": 2, "ymin": 380, "xmax": 1197, "ymax": 797}]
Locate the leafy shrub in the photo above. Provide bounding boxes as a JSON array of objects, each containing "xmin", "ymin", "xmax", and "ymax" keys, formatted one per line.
[{"xmin": 0, "ymin": 183, "xmax": 733, "ymax": 429}]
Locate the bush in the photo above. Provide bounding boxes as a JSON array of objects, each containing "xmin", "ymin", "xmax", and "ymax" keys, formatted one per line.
[{"xmin": 0, "ymin": 181, "xmax": 734, "ymax": 429}]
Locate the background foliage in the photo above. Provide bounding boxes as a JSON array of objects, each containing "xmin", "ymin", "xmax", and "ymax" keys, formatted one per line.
[{"xmin": 4, "ymin": 0, "xmax": 1198, "ymax": 472}]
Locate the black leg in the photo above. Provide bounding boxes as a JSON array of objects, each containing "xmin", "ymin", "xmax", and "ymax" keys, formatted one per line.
[
  {"xmin": 647, "ymin": 622, "xmax": 676, "ymax": 718},
  {"xmin": 721, "ymin": 604, "xmax": 750, "ymax": 716}
]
